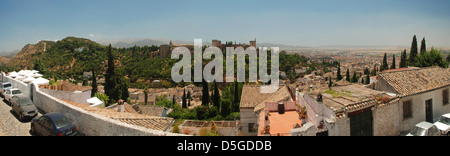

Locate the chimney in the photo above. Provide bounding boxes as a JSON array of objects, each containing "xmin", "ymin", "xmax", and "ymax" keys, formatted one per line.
[
  {"xmin": 317, "ymin": 93, "xmax": 323, "ymax": 102},
  {"xmin": 117, "ymin": 99, "xmax": 125, "ymax": 112},
  {"xmin": 278, "ymin": 102, "xmax": 285, "ymax": 114}
]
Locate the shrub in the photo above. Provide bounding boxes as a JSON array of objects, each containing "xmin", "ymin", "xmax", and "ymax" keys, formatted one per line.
[{"xmin": 94, "ymin": 92, "xmax": 109, "ymax": 104}]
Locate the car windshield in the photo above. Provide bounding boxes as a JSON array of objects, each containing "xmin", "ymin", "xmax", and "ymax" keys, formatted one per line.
[
  {"xmin": 19, "ymin": 98, "xmax": 33, "ymax": 106},
  {"xmin": 410, "ymin": 126, "xmax": 427, "ymax": 136},
  {"xmin": 438, "ymin": 116, "xmax": 450, "ymax": 125},
  {"xmin": 12, "ymin": 90, "xmax": 22, "ymax": 94},
  {"xmin": 3, "ymin": 84, "xmax": 11, "ymax": 88},
  {"xmin": 54, "ymin": 117, "xmax": 71, "ymax": 129}
]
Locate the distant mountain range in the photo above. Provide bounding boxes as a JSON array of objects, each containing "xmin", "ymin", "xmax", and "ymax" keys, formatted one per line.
[{"xmin": 0, "ymin": 50, "xmax": 20, "ymax": 58}]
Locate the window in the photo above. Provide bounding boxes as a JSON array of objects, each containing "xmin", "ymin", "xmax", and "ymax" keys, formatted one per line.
[
  {"xmin": 3, "ymin": 84, "xmax": 11, "ymax": 88},
  {"xmin": 39, "ymin": 116, "xmax": 53, "ymax": 129},
  {"xmin": 403, "ymin": 101, "xmax": 412, "ymax": 119},
  {"xmin": 248, "ymin": 123, "xmax": 256, "ymax": 133},
  {"xmin": 444, "ymin": 89, "xmax": 449, "ymax": 106},
  {"xmin": 38, "ymin": 116, "xmax": 47, "ymax": 123},
  {"xmin": 428, "ymin": 127, "xmax": 440, "ymax": 136},
  {"xmin": 54, "ymin": 117, "xmax": 71, "ymax": 129},
  {"xmin": 43, "ymin": 118, "xmax": 54, "ymax": 129},
  {"xmin": 12, "ymin": 90, "xmax": 22, "ymax": 95}
]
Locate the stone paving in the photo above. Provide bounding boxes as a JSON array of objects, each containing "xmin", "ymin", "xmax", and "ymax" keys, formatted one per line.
[{"xmin": 0, "ymin": 97, "xmax": 34, "ymax": 136}]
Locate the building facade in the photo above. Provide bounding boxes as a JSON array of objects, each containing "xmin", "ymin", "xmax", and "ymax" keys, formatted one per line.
[
  {"xmin": 375, "ymin": 66, "xmax": 450, "ymax": 132},
  {"xmin": 239, "ymin": 85, "xmax": 292, "ymax": 136},
  {"xmin": 298, "ymin": 67, "xmax": 450, "ymax": 136}
]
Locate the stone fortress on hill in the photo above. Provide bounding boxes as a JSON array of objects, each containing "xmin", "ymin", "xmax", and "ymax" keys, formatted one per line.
[{"xmin": 157, "ymin": 39, "xmax": 257, "ymax": 58}]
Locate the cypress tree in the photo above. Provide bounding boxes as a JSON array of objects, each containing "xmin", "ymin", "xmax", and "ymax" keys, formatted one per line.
[
  {"xmin": 188, "ymin": 97, "xmax": 191, "ymax": 107},
  {"xmin": 447, "ymin": 54, "xmax": 450, "ymax": 63},
  {"xmin": 328, "ymin": 77, "xmax": 332, "ymax": 88},
  {"xmin": 399, "ymin": 51, "xmax": 404, "ymax": 68},
  {"xmin": 233, "ymin": 80, "xmax": 239, "ymax": 105},
  {"xmin": 400, "ymin": 50, "xmax": 407, "ymax": 68},
  {"xmin": 391, "ymin": 54, "xmax": 396, "ymax": 69},
  {"xmin": 381, "ymin": 53, "xmax": 388, "ymax": 71},
  {"xmin": 364, "ymin": 72, "xmax": 370, "ymax": 85},
  {"xmin": 187, "ymin": 90, "xmax": 191, "ymax": 107},
  {"xmin": 351, "ymin": 71, "xmax": 357, "ymax": 83},
  {"xmin": 91, "ymin": 66, "xmax": 97, "ymax": 97},
  {"xmin": 201, "ymin": 79, "xmax": 209, "ymax": 106},
  {"xmin": 337, "ymin": 64, "xmax": 342, "ymax": 81},
  {"xmin": 104, "ymin": 44, "xmax": 118, "ymax": 105},
  {"xmin": 420, "ymin": 37, "xmax": 426, "ymax": 55},
  {"xmin": 105, "ymin": 53, "xmax": 129, "ymax": 106},
  {"xmin": 220, "ymin": 99, "xmax": 231, "ymax": 117},
  {"xmin": 373, "ymin": 66, "xmax": 377, "ymax": 76},
  {"xmin": 182, "ymin": 88, "xmax": 187, "ymax": 108},
  {"xmin": 364, "ymin": 67, "xmax": 369, "ymax": 75},
  {"xmin": 213, "ymin": 81, "xmax": 220, "ymax": 108},
  {"xmin": 144, "ymin": 86, "xmax": 148, "ymax": 105},
  {"xmin": 210, "ymin": 89, "xmax": 214, "ymax": 106},
  {"xmin": 117, "ymin": 70, "xmax": 129, "ymax": 103},
  {"xmin": 172, "ymin": 95, "xmax": 176, "ymax": 106},
  {"xmin": 345, "ymin": 69, "xmax": 350, "ymax": 82},
  {"xmin": 233, "ymin": 80, "xmax": 240, "ymax": 112},
  {"xmin": 409, "ymin": 35, "xmax": 418, "ymax": 66}
]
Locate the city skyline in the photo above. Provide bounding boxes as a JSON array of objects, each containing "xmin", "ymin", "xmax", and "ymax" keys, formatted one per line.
[{"xmin": 1, "ymin": 0, "xmax": 450, "ymax": 52}]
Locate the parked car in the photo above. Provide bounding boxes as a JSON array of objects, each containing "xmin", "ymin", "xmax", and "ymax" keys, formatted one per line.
[
  {"xmin": 31, "ymin": 112, "xmax": 77, "ymax": 136},
  {"xmin": 407, "ymin": 121, "xmax": 442, "ymax": 136},
  {"xmin": 0, "ymin": 82, "xmax": 12, "ymax": 97},
  {"xmin": 4, "ymin": 88, "xmax": 23, "ymax": 103},
  {"xmin": 434, "ymin": 113, "xmax": 450, "ymax": 136},
  {"xmin": 10, "ymin": 95, "xmax": 38, "ymax": 121}
]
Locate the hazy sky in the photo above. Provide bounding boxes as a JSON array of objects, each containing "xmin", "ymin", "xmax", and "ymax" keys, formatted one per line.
[{"xmin": 1, "ymin": 0, "xmax": 450, "ymax": 52}]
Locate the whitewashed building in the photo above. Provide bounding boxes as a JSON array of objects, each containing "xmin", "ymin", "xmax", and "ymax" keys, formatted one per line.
[{"xmin": 375, "ymin": 67, "xmax": 450, "ymax": 132}]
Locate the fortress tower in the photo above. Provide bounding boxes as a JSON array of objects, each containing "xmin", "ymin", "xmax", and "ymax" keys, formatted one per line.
[
  {"xmin": 43, "ymin": 42, "xmax": 47, "ymax": 52},
  {"xmin": 250, "ymin": 38, "xmax": 256, "ymax": 48}
]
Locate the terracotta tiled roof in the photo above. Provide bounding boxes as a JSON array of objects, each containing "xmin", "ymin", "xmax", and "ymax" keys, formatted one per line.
[
  {"xmin": 114, "ymin": 117, "xmax": 174, "ymax": 132},
  {"xmin": 132, "ymin": 105, "xmax": 168, "ymax": 117},
  {"xmin": 343, "ymin": 99, "xmax": 377, "ymax": 112},
  {"xmin": 106, "ymin": 103, "xmax": 139, "ymax": 114},
  {"xmin": 240, "ymin": 85, "xmax": 285, "ymax": 108},
  {"xmin": 319, "ymin": 84, "xmax": 389, "ymax": 111},
  {"xmin": 306, "ymin": 84, "xmax": 397, "ymax": 119},
  {"xmin": 181, "ymin": 120, "xmax": 237, "ymax": 128},
  {"xmin": 378, "ymin": 67, "xmax": 450, "ymax": 96},
  {"xmin": 376, "ymin": 97, "xmax": 400, "ymax": 108},
  {"xmin": 253, "ymin": 86, "xmax": 293, "ymax": 113},
  {"xmin": 380, "ymin": 67, "xmax": 419, "ymax": 73}
]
